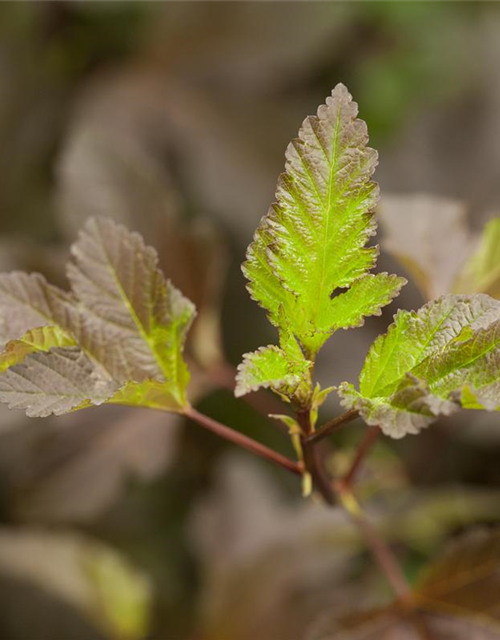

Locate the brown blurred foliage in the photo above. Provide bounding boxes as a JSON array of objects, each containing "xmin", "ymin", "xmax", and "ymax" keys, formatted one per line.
[{"xmin": 0, "ymin": 3, "xmax": 500, "ymax": 639}]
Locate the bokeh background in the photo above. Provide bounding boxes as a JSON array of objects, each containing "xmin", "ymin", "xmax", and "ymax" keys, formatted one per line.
[{"xmin": 0, "ymin": 3, "xmax": 500, "ymax": 639}]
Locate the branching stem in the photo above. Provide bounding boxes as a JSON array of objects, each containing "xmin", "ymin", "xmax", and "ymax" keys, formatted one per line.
[
  {"xmin": 305, "ymin": 408, "xmax": 359, "ymax": 445},
  {"xmin": 207, "ymin": 361, "xmax": 291, "ymax": 433},
  {"xmin": 187, "ymin": 402, "xmax": 412, "ymax": 614},
  {"xmin": 184, "ymin": 407, "xmax": 302, "ymax": 476},
  {"xmin": 298, "ymin": 410, "xmax": 336, "ymax": 504}
]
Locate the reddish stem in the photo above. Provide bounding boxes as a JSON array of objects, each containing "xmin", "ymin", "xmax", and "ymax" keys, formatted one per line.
[
  {"xmin": 184, "ymin": 407, "xmax": 302, "ymax": 476},
  {"xmin": 343, "ymin": 426, "xmax": 381, "ymax": 488},
  {"xmin": 209, "ymin": 361, "xmax": 291, "ymax": 432},
  {"xmin": 305, "ymin": 409, "xmax": 359, "ymax": 445}
]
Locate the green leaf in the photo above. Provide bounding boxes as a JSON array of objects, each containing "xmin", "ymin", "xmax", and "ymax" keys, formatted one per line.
[
  {"xmin": 338, "ymin": 294, "xmax": 500, "ymax": 438},
  {"xmin": 243, "ymin": 83, "xmax": 403, "ymax": 358},
  {"xmin": 324, "ymin": 272, "xmax": 406, "ymax": 333},
  {"xmin": 108, "ymin": 379, "xmax": 187, "ymax": 413},
  {"xmin": 0, "ymin": 347, "xmax": 118, "ymax": 417},
  {"xmin": 455, "ymin": 217, "xmax": 500, "ymax": 298},
  {"xmin": 0, "ymin": 218, "xmax": 197, "ymax": 416},
  {"xmin": 235, "ymin": 345, "xmax": 312, "ymax": 405},
  {"xmin": 0, "ymin": 326, "xmax": 75, "ymax": 372}
]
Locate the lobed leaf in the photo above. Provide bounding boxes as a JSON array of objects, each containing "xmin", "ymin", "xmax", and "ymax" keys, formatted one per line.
[
  {"xmin": 0, "ymin": 218, "xmax": 196, "ymax": 417},
  {"xmin": 338, "ymin": 294, "xmax": 500, "ymax": 438},
  {"xmin": 235, "ymin": 345, "xmax": 312, "ymax": 404},
  {"xmin": 243, "ymin": 83, "xmax": 403, "ymax": 359},
  {"xmin": 323, "ymin": 272, "xmax": 406, "ymax": 334}
]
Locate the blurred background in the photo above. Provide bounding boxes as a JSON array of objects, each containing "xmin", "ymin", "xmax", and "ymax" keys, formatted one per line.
[{"xmin": 0, "ymin": 2, "xmax": 500, "ymax": 639}]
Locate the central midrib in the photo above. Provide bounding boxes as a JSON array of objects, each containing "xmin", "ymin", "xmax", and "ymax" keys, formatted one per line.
[{"xmin": 314, "ymin": 104, "xmax": 342, "ymax": 323}]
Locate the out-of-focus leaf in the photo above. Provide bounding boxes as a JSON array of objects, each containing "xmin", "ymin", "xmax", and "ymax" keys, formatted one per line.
[
  {"xmin": 192, "ymin": 455, "xmax": 500, "ymax": 640},
  {"xmin": 379, "ymin": 195, "xmax": 500, "ymax": 304},
  {"xmin": 2, "ymin": 405, "xmax": 182, "ymax": 523},
  {"xmin": 455, "ymin": 218, "xmax": 500, "ymax": 298},
  {"xmin": 308, "ymin": 608, "xmax": 500, "ymax": 639},
  {"xmin": 379, "ymin": 194, "xmax": 472, "ymax": 300},
  {"xmin": 309, "ymin": 529, "xmax": 500, "ymax": 639},
  {"xmin": 57, "ymin": 95, "xmax": 228, "ymax": 370},
  {"xmin": 385, "ymin": 487, "xmax": 500, "ymax": 553},
  {"xmin": 339, "ymin": 294, "xmax": 500, "ymax": 437},
  {"xmin": 191, "ymin": 455, "xmax": 364, "ymax": 640},
  {"xmin": 0, "ymin": 528, "xmax": 152, "ymax": 640},
  {"xmin": 414, "ymin": 528, "xmax": 500, "ymax": 631}
]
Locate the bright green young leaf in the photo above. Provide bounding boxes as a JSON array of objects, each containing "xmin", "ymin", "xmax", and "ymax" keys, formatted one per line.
[
  {"xmin": 325, "ymin": 272, "xmax": 406, "ymax": 332},
  {"xmin": 235, "ymin": 345, "xmax": 312, "ymax": 404},
  {"xmin": 338, "ymin": 294, "xmax": 500, "ymax": 438},
  {"xmin": 0, "ymin": 218, "xmax": 196, "ymax": 417},
  {"xmin": 243, "ymin": 83, "xmax": 404, "ymax": 358},
  {"xmin": 455, "ymin": 217, "xmax": 500, "ymax": 298}
]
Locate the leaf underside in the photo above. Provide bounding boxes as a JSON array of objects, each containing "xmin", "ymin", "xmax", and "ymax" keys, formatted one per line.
[
  {"xmin": 0, "ymin": 218, "xmax": 196, "ymax": 417},
  {"xmin": 338, "ymin": 293, "xmax": 500, "ymax": 438},
  {"xmin": 238, "ymin": 84, "xmax": 404, "ymax": 401}
]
